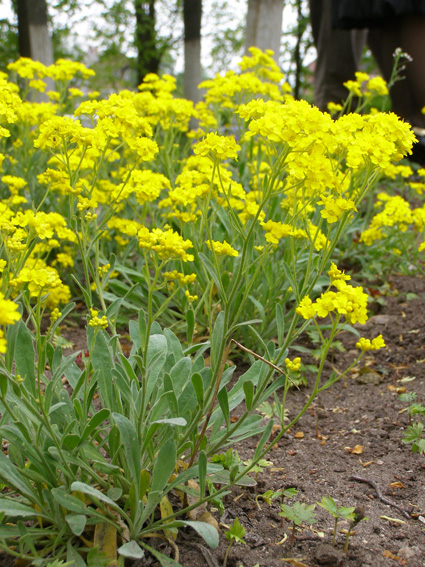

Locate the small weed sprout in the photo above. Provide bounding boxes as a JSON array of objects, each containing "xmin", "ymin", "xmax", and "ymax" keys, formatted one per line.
[
  {"xmin": 256, "ymin": 486, "xmax": 298, "ymax": 511},
  {"xmin": 402, "ymin": 422, "xmax": 425, "ymax": 454},
  {"xmin": 399, "ymin": 392, "xmax": 425, "ymax": 454},
  {"xmin": 343, "ymin": 507, "xmax": 367, "ymax": 554},
  {"xmin": 318, "ymin": 496, "xmax": 356, "ymax": 547},
  {"xmin": 243, "ymin": 458, "xmax": 273, "ymax": 483},
  {"xmin": 279, "ymin": 501, "xmax": 317, "ymax": 544},
  {"xmin": 223, "ymin": 518, "xmax": 246, "ymax": 567}
]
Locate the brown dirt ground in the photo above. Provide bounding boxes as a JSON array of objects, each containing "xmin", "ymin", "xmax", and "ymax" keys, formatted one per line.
[{"xmin": 1, "ymin": 276, "xmax": 425, "ymax": 567}]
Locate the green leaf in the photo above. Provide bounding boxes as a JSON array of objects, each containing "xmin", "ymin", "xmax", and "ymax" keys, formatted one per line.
[
  {"xmin": 225, "ymin": 517, "xmax": 245, "ymax": 544},
  {"xmin": 198, "ymin": 450, "xmax": 207, "ymax": 497},
  {"xmin": 80, "ymin": 408, "xmax": 111, "ymax": 444},
  {"xmin": 0, "ymin": 370, "xmax": 8, "ymax": 398},
  {"xmin": 181, "ymin": 520, "xmax": 219, "ymax": 549},
  {"xmin": 151, "ymin": 439, "xmax": 176, "ymax": 493},
  {"xmin": 0, "ymin": 451, "xmax": 35, "ymax": 501},
  {"xmin": 317, "ymin": 496, "xmax": 338, "ymax": 517},
  {"xmin": 276, "ymin": 303, "xmax": 284, "ymax": 346},
  {"xmin": 66, "ymin": 513, "xmax": 86, "ymax": 536},
  {"xmin": 254, "ymin": 419, "xmax": 274, "ymax": 460},
  {"xmin": 51, "ymin": 488, "xmax": 87, "ymax": 513},
  {"xmin": 140, "ymin": 542, "xmax": 183, "ymax": 567},
  {"xmin": 152, "ymin": 418, "xmax": 187, "ymax": 426},
  {"xmin": 211, "ymin": 311, "xmax": 225, "ymax": 369},
  {"xmin": 111, "ymin": 413, "xmax": 141, "ymax": 490},
  {"xmin": 92, "ymin": 331, "xmax": 114, "ymax": 409},
  {"xmin": 191, "ymin": 373, "xmax": 204, "ymax": 405},
  {"xmin": 280, "ymin": 502, "xmax": 317, "ymax": 526},
  {"xmin": 186, "ymin": 309, "xmax": 195, "ymax": 344},
  {"xmin": 107, "ymin": 487, "xmax": 122, "ymax": 501},
  {"xmin": 14, "ymin": 321, "xmax": 36, "ymax": 395},
  {"xmin": 0, "ymin": 499, "xmax": 44, "ymax": 518},
  {"xmin": 208, "ymin": 470, "xmax": 256, "ymax": 487},
  {"xmin": 248, "ymin": 295, "xmax": 266, "ymax": 322},
  {"xmin": 70, "ymin": 482, "xmax": 121, "ymax": 513},
  {"xmin": 67, "ymin": 540, "xmax": 87, "ymax": 567},
  {"xmin": 243, "ymin": 380, "xmax": 254, "ymax": 411},
  {"xmin": 198, "ymin": 253, "xmax": 222, "ymax": 297},
  {"xmin": 248, "ymin": 325, "xmax": 270, "ymax": 358},
  {"xmin": 217, "ymin": 386, "xmax": 230, "ymax": 430},
  {"xmin": 62, "ymin": 434, "xmax": 80, "ymax": 451},
  {"xmin": 118, "ymin": 541, "xmax": 145, "ymax": 559}
]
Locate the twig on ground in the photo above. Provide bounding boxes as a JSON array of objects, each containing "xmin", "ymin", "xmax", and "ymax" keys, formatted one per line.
[{"xmin": 349, "ymin": 475, "xmax": 411, "ymax": 520}]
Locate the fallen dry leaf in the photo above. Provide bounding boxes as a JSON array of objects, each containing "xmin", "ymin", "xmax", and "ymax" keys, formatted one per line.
[
  {"xmin": 94, "ymin": 523, "xmax": 117, "ymax": 567},
  {"xmin": 359, "ymin": 459, "xmax": 374, "ymax": 467},
  {"xmin": 382, "ymin": 550, "xmax": 399, "ymax": 560},
  {"xmin": 294, "ymin": 432, "xmax": 305, "ymax": 439},
  {"xmin": 281, "ymin": 558, "xmax": 310, "ymax": 567},
  {"xmin": 387, "ymin": 385, "xmax": 406, "ymax": 394},
  {"xmin": 381, "ymin": 515, "xmax": 406, "ymax": 525},
  {"xmin": 389, "ymin": 481, "xmax": 404, "ymax": 489},
  {"xmin": 344, "ymin": 444, "xmax": 364, "ymax": 454},
  {"xmin": 275, "ymin": 533, "xmax": 288, "ymax": 545}
]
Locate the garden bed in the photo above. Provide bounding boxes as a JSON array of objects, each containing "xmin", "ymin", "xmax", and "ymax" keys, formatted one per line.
[{"xmin": 170, "ymin": 275, "xmax": 425, "ymax": 567}]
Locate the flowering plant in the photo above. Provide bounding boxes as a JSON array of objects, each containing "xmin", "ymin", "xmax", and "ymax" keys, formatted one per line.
[{"xmin": 0, "ymin": 50, "xmax": 409, "ymax": 565}]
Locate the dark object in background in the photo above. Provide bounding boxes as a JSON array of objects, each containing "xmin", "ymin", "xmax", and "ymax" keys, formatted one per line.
[{"xmin": 333, "ymin": 0, "xmax": 425, "ymax": 29}]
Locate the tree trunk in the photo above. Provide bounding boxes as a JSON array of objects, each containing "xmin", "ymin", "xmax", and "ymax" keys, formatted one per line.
[
  {"xmin": 134, "ymin": 0, "xmax": 160, "ymax": 85},
  {"xmin": 244, "ymin": 0, "xmax": 284, "ymax": 62},
  {"xmin": 183, "ymin": 0, "xmax": 202, "ymax": 103},
  {"xmin": 16, "ymin": 0, "xmax": 54, "ymax": 65}
]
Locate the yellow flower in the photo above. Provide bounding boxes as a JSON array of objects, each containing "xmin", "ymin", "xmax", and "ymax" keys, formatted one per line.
[
  {"xmin": 206, "ymin": 239, "xmax": 239, "ymax": 257},
  {"xmin": 185, "ymin": 290, "xmax": 198, "ymax": 302},
  {"xmin": 318, "ymin": 195, "xmax": 357, "ymax": 224},
  {"xmin": 193, "ymin": 132, "xmax": 241, "ymax": 162},
  {"xmin": 285, "ymin": 357, "xmax": 301, "ymax": 372},
  {"xmin": 0, "ymin": 292, "xmax": 21, "ymax": 325},
  {"xmin": 50, "ymin": 308, "xmax": 62, "ymax": 322},
  {"xmin": 356, "ymin": 335, "xmax": 386, "ymax": 351},
  {"xmin": 296, "ymin": 296, "xmax": 316, "ymax": 319},
  {"xmin": 365, "ymin": 77, "xmax": 388, "ymax": 97},
  {"xmin": 327, "ymin": 102, "xmax": 342, "ymax": 115},
  {"xmin": 0, "ymin": 329, "xmax": 7, "ymax": 353},
  {"xmin": 138, "ymin": 227, "xmax": 194, "ymax": 262},
  {"xmin": 328, "ymin": 262, "xmax": 351, "ymax": 283},
  {"xmin": 89, "ymin": 309, "xmax": 108, "ymax": 330}
]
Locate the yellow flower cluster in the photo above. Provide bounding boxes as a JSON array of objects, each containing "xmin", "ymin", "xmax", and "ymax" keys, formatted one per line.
[
  {"xmin": 360, "ymin": 192, "xmax": 425, "ymax": 246},
  {"xmin": 356, "ymin": 335, "xmax": 386, "ymax": 351},
  {"xmin": 138, "ymin": 227, "xmax": 194, "ymax": 261},
  {"xmin": 8, "ymin": 259, "xmax": 71, "ymax": 308},
  {"xmin": 89, "ymin": 309, "xmax": 108, "ymax": 330},
  {"xmin": 285, "ymin": 357, "xmax": 301, "ymax": 372},
  {"xmin": 343, "ymin": 72, "xmax": 388, "ymax": 98},
  {"xmin": 297, "ymin": 277, "xmax": 368, "ymax": 325},
  {"xmin": 318, "ymin": 195, "xmax": 357, "ymax": 224},
  {"xmin": 163, "ymin": 270, "xmax": 197, "ymax": 285},
  {"xmin": 328, "ymin": 262, "xmax": 350, "ymax": 283},
  {"xmin": 0, "ymin": 291, "xmax": 21, "ymax": 353},
  {"xmin": 206, "ymin": 239, "xmax": 239, "ymax": 257},
  {"xmin": 194, "ymin": 133, "xmax": 241, "ymax": 162}
]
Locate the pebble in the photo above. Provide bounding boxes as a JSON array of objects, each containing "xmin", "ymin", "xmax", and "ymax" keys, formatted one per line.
[
  {"xmin": 315, "ymin": 543, "xmax": 345, "ymax": 565},
  {"xmin": 398, "ymin": 545, "xmax": 420, "ymax": 559},
  {"xmin": 355, "ymin": 371, "xmax": 385, "ymax": 385}
]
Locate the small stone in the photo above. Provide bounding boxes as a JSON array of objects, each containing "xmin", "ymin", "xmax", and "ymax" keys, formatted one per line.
[
  {"xmin": 369, "ymin": 315, "xmax": 394, "ymax": 326},
  {"xmin": 355, "ymin": 371, "xmax": 385, "ymax": 385},
  {"xmin": 398, "ymin": 545, "xmax": 420, "ymax": 559},
  {"xmin": 315, "ymin": 543, "xmax": 345, "ymax": 565}
]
